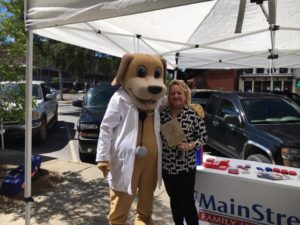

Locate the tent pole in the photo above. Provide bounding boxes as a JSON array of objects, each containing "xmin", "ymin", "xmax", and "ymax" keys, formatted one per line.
[
  {"xmin": 137, "ymin": 35, "xmax": 140, "ymax": 53},
  {"xmin": 140, "ymin": 37, "xmax": 160, "ymax": 55},
  {"xmin": 268, "ymin": 0, "xmax": 277, "ymax": 92},
  {"xmin": 174, "ymin": 52, "xmax": 180, "ymax": 80},
  {"xmin": 269, "ymin": 59, "xmax": 274, "ymax": 91},
  {"xmin": 0, "ymin": 118, "xmax": 4, "ymax": 150},
  {"xmin": 97, "ymin": 31, "xmax": 129, "ymax": 53},
  {"xmin": 25, "ymin": 29, "xmax": 33, "ymax": 225},
  {"xmin": 174, "ymin": 70, "xmax": 178, "ymax": 80}
]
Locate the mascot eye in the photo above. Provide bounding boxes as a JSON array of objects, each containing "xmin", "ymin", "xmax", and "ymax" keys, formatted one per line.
[
  {"xmin": 154, "ymin": 67, "xmax": 162, "ymax": 78},
  {"xmin": 136, "ymin": 66, "xmax": 147, "ymax": 77}
]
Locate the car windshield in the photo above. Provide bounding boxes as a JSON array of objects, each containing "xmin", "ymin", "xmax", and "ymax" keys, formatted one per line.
[
  {"xmin": 0, "ymin": 83, "xmax": 42, "ymax": 99},
  {"xmin": 241, "ymin": 97, "xmax": 300, "ymax": 124},
  {"xmin": 85, "ymin": 87, "xmax": 116, "ymax": 107}
]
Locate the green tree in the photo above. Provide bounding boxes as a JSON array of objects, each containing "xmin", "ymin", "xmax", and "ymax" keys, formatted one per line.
[
  {"xmin": 0, "ymin": 0, "xmax": 29, "ymax": 123},
  {"xmin": 0, "ymin": 83, "xmax": 26, "ymax": 122},
  {"xmin": 95, "ymin": 55, "xmax": 120, "ymax": 77},
  {"xmin": 1, "ymin": 0, "xmax": 120, "ymax": 83},
  {"xmin": 0, "ymin": 0, "xmax": 25, "ymax": 59},
  {"xmin": 0, "ymin": 61, "xmax": 24, "ymax": 81},
  {"xmin": 0, "ymin": 0, "xmax": 26, "ymax": 81},
  {"xmin": 49, "ymin": 41, "xmax": 94, "ymax": 81}
]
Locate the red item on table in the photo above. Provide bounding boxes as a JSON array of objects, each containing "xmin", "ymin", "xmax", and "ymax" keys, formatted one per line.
[
  {"xmin": 228, "ymin": 167, "xmax": 239, "ymax": 175},
  {"xmin": 272, "ymin": 167, "xmax": 281, "ymax": 173},
  {"xmin": 288, "ymin": 170, "xmax": 297, "ymax": 176},
  {"xmin": 280, "ymin": 169, "xmax": 289, "ymax": 175},
  {"xmin": 204, "ymin": 159, "xmax": 230, "ymax": 170}
]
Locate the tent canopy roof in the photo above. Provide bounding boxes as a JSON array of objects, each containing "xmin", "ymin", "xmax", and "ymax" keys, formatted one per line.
[{"xmin": 26, "ymin": 0, "xmax": 300, "ymax": 69}]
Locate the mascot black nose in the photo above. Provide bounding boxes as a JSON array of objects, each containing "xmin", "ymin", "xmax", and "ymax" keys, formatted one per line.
[{"xmin": 148, "ymin": 86, "xmax": 162, "ymax": 94}]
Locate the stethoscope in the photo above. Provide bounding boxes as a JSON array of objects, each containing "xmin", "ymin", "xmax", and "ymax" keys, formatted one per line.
[{"xmin": 135, "ymin": 111, "xmax": 153, "ymax": 157}]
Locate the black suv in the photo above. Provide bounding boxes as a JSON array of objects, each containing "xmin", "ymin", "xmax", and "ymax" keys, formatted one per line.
[
  {"xmin": 76, "ymin": 84, "xmax": 119, "ymax": 162},
  {"xmin": 191, "ymin": 89, "xmax": 220, "ymax": 108},
  {"xmin": 205, "ymin": 92, "xmax": 300, "ymax": 168},
  {"xmin": 271, "ymin": 91, "xmax": 300, "ymax": 106}
]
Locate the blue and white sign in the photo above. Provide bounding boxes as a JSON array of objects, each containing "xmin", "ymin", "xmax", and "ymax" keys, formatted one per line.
[{"xmin": 194, "ymin": 156, "xmax": 300, "ymax": 225}]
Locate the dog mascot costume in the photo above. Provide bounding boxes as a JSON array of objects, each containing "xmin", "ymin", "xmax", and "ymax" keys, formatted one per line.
[{"xmin": 96, "ymin": 53, "xmax": 167, "ymax": 225}]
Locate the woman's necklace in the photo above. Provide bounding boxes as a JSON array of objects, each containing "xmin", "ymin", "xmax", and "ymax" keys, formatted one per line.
[{"xmin": 171, "ymin": 108, "xmax": 181, "ymax": 118}]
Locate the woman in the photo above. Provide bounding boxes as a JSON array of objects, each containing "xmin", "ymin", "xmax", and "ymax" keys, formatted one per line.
[{"xmin": 160, "ymin": 80, "xmax": 207, "ymax": 225}]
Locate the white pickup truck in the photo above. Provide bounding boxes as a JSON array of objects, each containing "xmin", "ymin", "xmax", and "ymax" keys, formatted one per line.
[{"xmin": 0, "ymin": 80, "xmax": 58, "ymax": 144}]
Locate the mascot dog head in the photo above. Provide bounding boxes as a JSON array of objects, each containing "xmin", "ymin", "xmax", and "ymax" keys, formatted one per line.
[{"xmin": 112, "ymin": 53, "xmax": 167, "ymax": 111}]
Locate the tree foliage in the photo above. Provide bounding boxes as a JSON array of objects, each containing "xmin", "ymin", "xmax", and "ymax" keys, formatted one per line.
[
  {"xmin": 0, "ymin": 83, "xmax": 25, "ymax": 122},
  {"xmin": 0, "ymin": 0, "xmax": 25, "ymax": 58},
  {"xmin": 0, "ymin": 0, "xmax": 26, "ymax": 82},
  {"xmin": 35, "ymin": 38, "xmax": 120, "ymax": 80},
  {"xmin": 0, "ymin": 0, "xmax": 121, "ymax": 124},
  {"xmin": 0, "ymin": 61, "xmax": 24, "ymax": 81},
  {"xmin": 0, "ymin": 0, "xmax": 120, "ymax": 82}
]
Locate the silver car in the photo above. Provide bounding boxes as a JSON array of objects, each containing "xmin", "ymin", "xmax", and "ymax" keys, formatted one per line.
[{"xmin": 0, "ymin": 80, "xmax": 58, "ymax": 143}]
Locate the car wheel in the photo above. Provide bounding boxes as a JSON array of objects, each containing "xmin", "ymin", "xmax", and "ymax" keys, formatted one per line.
[
  {"xmin": 53, "ymin": 107, "xmax": 58, "ymax": 124},
  {"xmin": 79, "ymin": 151, "xmax": 91, "ymax": 163},
  {"xmin": 247, "ymin": 154, "xmax": 272, "ymax": 164},
  {"xmin": 35, "ymin": 117, "xmax": 47, "ymax": 144}
]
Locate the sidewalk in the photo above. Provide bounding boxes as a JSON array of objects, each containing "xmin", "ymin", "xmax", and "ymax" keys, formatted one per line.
[{"xmin": 0, "ymin": 150, "xmax": 173, "ymax": 225}]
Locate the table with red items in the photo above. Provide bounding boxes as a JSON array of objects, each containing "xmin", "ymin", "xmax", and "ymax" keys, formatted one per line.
[{"xmin": 193, "ymin": 154, "xmax": 300, "ymax": 225}]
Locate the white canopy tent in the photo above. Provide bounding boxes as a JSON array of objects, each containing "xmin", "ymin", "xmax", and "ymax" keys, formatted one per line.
[
  {"xmin": 23, "ymin": 0, "xmax": 300, "ymax": 224},
  {"xmin": 23, "ymin": 0, "xmax": 214, "ymax": 224},
  {"xmin": 27, "ymin": 0, "xmax": 300, "ymax": 69}
]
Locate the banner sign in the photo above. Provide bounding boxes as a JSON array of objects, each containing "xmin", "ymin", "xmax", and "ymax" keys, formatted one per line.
[{"xmin": 194, "ymin": 157, "xmax": 300, "ymax": 225}]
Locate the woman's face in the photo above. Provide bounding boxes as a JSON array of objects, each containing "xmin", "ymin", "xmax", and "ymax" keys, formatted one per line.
[{"xmin": 169, "ymin": 84, "xmax": 187, "ymax": 109}]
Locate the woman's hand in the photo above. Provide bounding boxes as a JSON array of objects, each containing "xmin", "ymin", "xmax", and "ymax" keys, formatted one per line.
[{"xmin": 177, "ymin": 142, "xmax": 195, "ymax": 151}]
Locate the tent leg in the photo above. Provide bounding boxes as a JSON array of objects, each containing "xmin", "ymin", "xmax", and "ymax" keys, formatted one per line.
[
  {"xmin": 174, "ymin": 52, "xmax": 180, "ymax": 80},
  {"xmin": 25, "ymin": 29, "xmax": 33, "ymax": 225},
  {"xmin": 0, "ymin": 118, "xmax": 4, "ymax": 150}
]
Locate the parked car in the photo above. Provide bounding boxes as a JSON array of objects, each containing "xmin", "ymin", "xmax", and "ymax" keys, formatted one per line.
[
  {"xmin": 72, "ymin": 96, "xmax": 84, "ymax": 107},
  {"xmin": 50, "ymin": 87, "xmax": 60, "ymax": 96},
  {"xmin": 77, "ymin": 84, "xmax": 120, "ymax": 162},
  {"xmin": 191, "ymin": 89, "xmax": 221, "ymax": 108},
  {"xmin": 1, "ymin": 81, "xmax": 58, "ymax": 143},
  {"xmin": 77, "ymin": 89, "xmax": 86, "ymax": 94},
  {"xmin": 205, "ymin": 91, "xmax": 300, "ymax": 168},
  {"xmin": 271, "ymin": 91, "xmax": 300, "ymax": 106}
]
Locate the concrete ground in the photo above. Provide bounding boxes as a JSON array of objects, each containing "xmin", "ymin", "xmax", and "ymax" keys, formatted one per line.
[{"xmin": 0, "ymin": 150, "xmax": 173, "ymax": 225}]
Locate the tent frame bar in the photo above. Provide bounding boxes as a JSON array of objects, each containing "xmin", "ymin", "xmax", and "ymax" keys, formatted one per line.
[
  {"xmin": 97, "ymin": 30, "xmax": 129, "ymax": 54},
  {"xmin": 50, "ymin": 23, "xmax": 300, "ymax": 69},
  {"xmin": 25, "ymin": 30, "xmax": 33, "ymax": 225}
]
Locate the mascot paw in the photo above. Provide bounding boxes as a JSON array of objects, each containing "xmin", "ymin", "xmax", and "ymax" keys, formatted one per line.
[
  {"xmin": 97, "ymin": 161, "xmax": 110, "ymax": 178},
  {"xmin": 191, "ymin": 104, "xmax": 205, "ymax": 119}
]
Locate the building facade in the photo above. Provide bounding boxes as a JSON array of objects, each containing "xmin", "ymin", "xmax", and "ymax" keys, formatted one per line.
[
  {"xmin": 188, "ymin": 69, "xmax": 238, "ymax": 91},
  {"xmin": 239, "ymin": 68, "xmax": 300, "ymax": 94}
]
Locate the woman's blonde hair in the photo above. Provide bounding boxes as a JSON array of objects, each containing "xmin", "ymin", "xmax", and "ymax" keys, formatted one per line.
[{"xmin": 167, "ymin": 80, "xmax": 191, "ymax": 106}]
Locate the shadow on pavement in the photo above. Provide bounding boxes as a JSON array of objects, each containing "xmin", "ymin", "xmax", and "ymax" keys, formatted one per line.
[
  {"xmin": 1, "ymin": 171, "xmax": 110, "ymax": 225},
  {"xmin": 2, "ymin": 121, "xmax": 76, "ymax": 155},
  {"xmin": 1, "ymin": 166, "xmax": 173, "ymax": 225},
  {"xmin": 0, "ymin": 149, "xmax": 56, "ymax": 166},
  {"xmin": 59, "ymin": 111, "xmax": 81, "ymax": 117}
]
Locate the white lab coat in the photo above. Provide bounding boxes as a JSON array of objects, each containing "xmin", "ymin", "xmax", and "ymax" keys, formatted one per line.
[{"xmin": 96, "ymin": 87, "xmax": 163, "ymax": 195}]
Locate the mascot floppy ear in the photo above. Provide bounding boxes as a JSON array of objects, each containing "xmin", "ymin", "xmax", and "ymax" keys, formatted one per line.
[
  {"xmin": 191, "ymin": 104, "xmax": 205, "ymax": 119},
  {"xmin": 160, "ymin": 56, "xmax": 167, "ymax": 82},
  {"xmin": 111, "ymin": 54, "xmax": 134, "ymax": 86}
]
